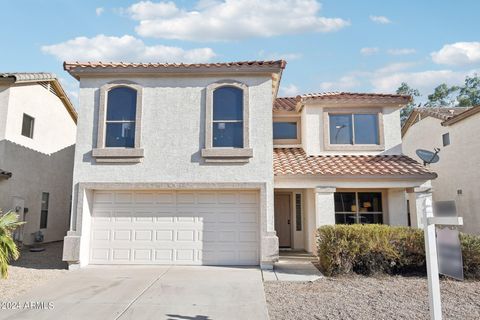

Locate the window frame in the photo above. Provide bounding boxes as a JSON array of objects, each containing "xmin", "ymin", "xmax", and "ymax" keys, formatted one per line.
[
  {"xmin": 273, "ymin": 116, "xmax": 301, "ymax": 145},
  {"xmin": 334, "ymin": 191, "xmax": 385, "ymax": 225},
  {"xmin": 40, "ymin": 192, "xmax": 49, "ymax": 229},
  {"xmin": 21, "ymin": 113, "xmax": 35, "ymax": 139},
  {"xmin": 92, "ymin": 81, "xmax": 144, "ymax": 163},
  {"xmin": 442, "ymin": 132, "xmax": 450, "ymax": 147},
  {"xmin": 324, "ymin": 108, "xmax": 385, "ymax": 151},
  {"xmin": 202, "ymin": 80, "xmax": 252, "ymax": 162}
]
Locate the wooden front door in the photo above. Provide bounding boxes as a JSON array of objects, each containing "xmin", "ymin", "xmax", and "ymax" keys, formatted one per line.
[{"xmin": 274, "ymin": 194, "xmax": 291, "ymax": 248}]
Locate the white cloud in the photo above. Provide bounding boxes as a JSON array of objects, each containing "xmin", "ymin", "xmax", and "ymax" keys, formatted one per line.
[
  {"xmin": 431, "ymin": 42, "xmax": 480, "ymax": 66},
  {"xmin": 95, "ymin": 7, "xmax": 104, "ymax": 16},
  {"xmin": 127, "ymin": 1, "xmax": 179, "ymax": 19},
  {"xmin": 317, "ymin": 61, "xmax": 476, "ymax": 96},
  {"xmin": 320, "ymin": 75, "xmax": 362, "ymax": 91},
  {"xmin": 258, "ymin": 50, "xmax": 302, "ymax": 61},
  {"xmin": 41, "ymin": 34, "xmax": 216, "ymax": 63},
  {"xmin": 360, "ymin": 47, "xmax": 379, "ymax": 56},
  {"xmin": 369, "ymin": 15, "xmax": 391, "ymax": 24},
  {"xmin": 371, "ymin": 69, "xmax": 467, "ymax": 93},
  {"xmin": 127, "ymin": 0, "xmax": 350, "ymax": 41},
  {"xmin": 387, "ymin": 48, "xmax": 416, "ymax": 55},
  {"xmin": 280, "ymin": 84, "xmax": 300, "ymax": 96}
]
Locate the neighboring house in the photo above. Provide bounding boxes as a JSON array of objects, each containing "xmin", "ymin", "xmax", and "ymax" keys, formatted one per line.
[
  {"xmin": 0, "ymin": 73, "xmax": 77, "ymax": 244},
  {"xmin": 402, "ymin": 106, "xmax": 480, "ymax": 234},
  {"xmin": 62, "ymin": 61, "xmax": 435, "ymax": 269}
]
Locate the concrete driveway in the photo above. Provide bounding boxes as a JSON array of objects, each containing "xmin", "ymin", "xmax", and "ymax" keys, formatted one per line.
[{"xmin": 0, "ymin": 266, "xmax": 269, "ymax": 320}]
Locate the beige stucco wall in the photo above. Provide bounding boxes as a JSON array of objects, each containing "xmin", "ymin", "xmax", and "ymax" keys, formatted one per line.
[
  {"xmin": 0, "ymin": 82, "xmax": 76, "ymax": 244},
  {"xmin": 0, "ymin": 141, "xmax": 75, "ymax": 244},
  {"xmin": 403, "ymin": 114, "xmax": 480, "ymax": 234},
  {"xmin": 68, "ymin": 74, "xmax": 277, "ymax": 266},
  {"xmin": 4, "ymin": 83, "xmax": 76, "ymax": 154},
  {"xmin": 301, "ymin": 104, "xmax": 403, "ymax": 156},
  {"xmin": 0, "ymin": 85, "xmax": 10, "ymax": 140}
]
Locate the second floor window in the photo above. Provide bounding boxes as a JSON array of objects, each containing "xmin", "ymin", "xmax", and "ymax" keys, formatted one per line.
[
  {"xmin": 21, "ymin": 113, "xmax": 34, "ymax": 138},
  {"xmin": 212, "ymin": 86, "xmax": 243, "ymax": 148},
  {"xmin": 105, "ymin": 87, "xmax": 137, "ymax": 148},
  {"xmin": 329, "ymin": 113, "xmax": 379, "ymax": 145},
  {"xmin": 273, "ymin": 122, "xmax": 297, "ymax": 140}
]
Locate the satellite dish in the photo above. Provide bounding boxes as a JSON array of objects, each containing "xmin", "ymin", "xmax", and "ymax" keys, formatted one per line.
[{"xmin": 416, "ymin": 148, "xmax": 440, "ymax": 166}]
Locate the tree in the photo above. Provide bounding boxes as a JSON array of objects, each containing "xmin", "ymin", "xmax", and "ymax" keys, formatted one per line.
[
  {"xmin": 457, "ymin": 74, "xmax": 480, "ymax": 107},
  {"xmin": 425, "ymin": 83, "xmax": 460, "ymax": 107},
  {"xmin": 0, "ymin": 211, "xmax": 25, "ymax": 278},
  {"xmin": 396, "ymin": 82, "xmax": 420, "ymax": 124}
]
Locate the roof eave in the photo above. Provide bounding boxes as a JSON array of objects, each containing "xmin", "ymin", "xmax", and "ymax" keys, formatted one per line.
[
  {"xmin": 64, "ymin": 62, "xmax": 286, "ymax": 81},
  {"xmin": 441, "ymin": 105, "xmax": 480, "ymax": 126},
  {"xmin": 274, "ymin": 173, "xmax": 437, "ymax": 180}
]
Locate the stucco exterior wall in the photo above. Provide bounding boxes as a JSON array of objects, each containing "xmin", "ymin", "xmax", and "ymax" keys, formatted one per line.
[
  {"xmin": 4, "ymin": 83, "xmax": 76, "ymax": 154},
  {"xmin": 0, "ymin": 140, "xmax": 75, "ymax": 244},
  {"xmin": 68, "ymin": 74, "xmax": 276, "ymax": 266},
  {"xmin": 387, "ymin": 188, "xmax": 408, "ymax": 226},
  {"xmin": 0, "ymin": 85, "xmax": 10, "ymax": 140},
  {"xmin": 301, "ymin": 104, "xmax": 402, "ymax": 156},
  {"xmin": 403, "ymin": 114, "xmax": 480, "ymax": 234}
]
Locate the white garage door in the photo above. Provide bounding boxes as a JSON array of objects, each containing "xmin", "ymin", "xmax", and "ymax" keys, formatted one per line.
[{"xmin": 89, "ymin": 190, "xmax": 260, "ymax": 265}]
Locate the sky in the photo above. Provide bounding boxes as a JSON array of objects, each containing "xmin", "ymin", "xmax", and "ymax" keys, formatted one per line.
[{"xmin": 1, "ymin": 0, "xmax": 479, "ymax": 105}]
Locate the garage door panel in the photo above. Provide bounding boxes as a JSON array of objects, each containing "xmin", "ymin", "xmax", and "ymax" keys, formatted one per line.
[{"xmin": 90, "ymin": 190, "xmax": 260, "ymax": 265}]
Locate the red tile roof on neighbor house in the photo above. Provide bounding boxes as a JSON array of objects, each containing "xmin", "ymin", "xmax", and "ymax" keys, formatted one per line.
[
  {"xmin": 274, "ymin": 92, "xmax": 411, "ymax": 112},
  {"xmin": 273, "ymin": 148, "xmax": 437, "ymax": 179},
  {"xmin": 412, "ymin": 107, "xmax": 472, "ymax": 121},
  {"xmin": 401, "ymin": 106, "xmax": 479, "ymax": 136}
]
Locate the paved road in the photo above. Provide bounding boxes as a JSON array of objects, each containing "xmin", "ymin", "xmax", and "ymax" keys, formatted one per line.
[{"xmin": 0, "ymin": 266, "xmax": 269, "ymax": 320}]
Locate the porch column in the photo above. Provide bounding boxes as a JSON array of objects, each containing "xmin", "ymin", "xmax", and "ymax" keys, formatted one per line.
[
  {"xmin": 315, "ymin": 187, "xmax": 336, "ymax": 227},
  {"xmin": 388, "ymin": 188, "xmax": 408, "ymax": 226},
  {"xmin": 407, "ymin": 187, "xmax": 433, "ymax": 228}
]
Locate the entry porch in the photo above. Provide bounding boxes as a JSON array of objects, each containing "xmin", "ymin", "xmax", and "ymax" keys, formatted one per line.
[{"xmin": 274, "ymin": 182, "xmax": 433, "ymax": 253}]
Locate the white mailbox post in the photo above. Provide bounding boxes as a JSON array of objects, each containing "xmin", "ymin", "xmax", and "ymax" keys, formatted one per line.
[{"xmin": 423, "ymin": 196, "xmax": 463, "ymax": 320}]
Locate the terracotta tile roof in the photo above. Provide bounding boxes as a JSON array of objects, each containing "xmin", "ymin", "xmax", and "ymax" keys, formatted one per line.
[
  {"xmin": 414, "ymin": 107, "xmax": 472, "ymax": 121},
  {"xmin": 300, "ymin": 92, "xmax": 411, "ymax": 102},
  {"xmin": 274, "ymin": 97, "xmax": 298, "ymax": 112},
  {"xmin": 442, "ymin": 105, "xmax": 480, "ymax": 125},
  {"xmin": 273, "ymin": 92, "xmax": 411, "ymax": 113},
  {"xmin": 64, "ymin": 60, "xmax": 286, "ymax": 72},
  {"xmin": 273, "ymin": 148, "xmax": 436, "ymax": 179}
]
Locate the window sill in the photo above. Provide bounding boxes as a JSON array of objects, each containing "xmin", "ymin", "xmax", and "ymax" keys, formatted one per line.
[
  {"xmin": 201, "ymin": 148, "xmax": 253, "ymax": 163},
  {"xmin": 324, "ymin": 144, "xmax": 385, "ymax": 151},
  {"xmin": 92, "ymin": 148, "xmax": 144, "ymax": 163}
]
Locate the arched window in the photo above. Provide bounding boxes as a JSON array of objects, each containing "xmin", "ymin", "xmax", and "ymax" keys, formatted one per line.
[
  {"xmin": 105, "ymin": 86, "xmax": 137, "ymax": 148},
  {"xmin": 212, "ymin": 86, "xmax": 244, "ymax": 148}
]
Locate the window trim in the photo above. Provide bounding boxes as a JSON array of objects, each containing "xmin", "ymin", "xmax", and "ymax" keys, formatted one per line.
[
  {"xmin": 273, "ymin": 116, "xmax": 301, "ymax": 145},
  {"xmin": 40, "ymin": 192, "xmax": 49, "ymax": 229},
  {"xmin": 442, "ymin": 132, "xmax": 450, "ymax": 147},
  {"xmin": 334, "ymin": 190, "xmax": 385, "ymax": 225},
  {"xmin": 324, "ymin": 108, "xmax": 385, "ymax": 151},
  {"xmin": 21, "ymin": 113, "xmax": 35, "ymax": 139},
  {"xmin": 202, "ymin": 80, "xmax": 252, "ymax": 162},
  {"xmin": 93, "ymin": 81, "xmax": 144, "ymax": 163}
]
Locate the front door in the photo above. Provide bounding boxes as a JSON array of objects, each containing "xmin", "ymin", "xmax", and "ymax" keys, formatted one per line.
[{"xmin": 274, "ymin": 194, "xmax": 291, "ymax": 248}]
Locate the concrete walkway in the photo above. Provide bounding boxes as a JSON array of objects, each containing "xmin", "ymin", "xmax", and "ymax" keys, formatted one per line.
[
  {"xmin": 262, "ymin": 251, "xmax": 323, "ymax": 282},
  {"xmin": 0, "ymin": 266, "xmax": 269, "ymax": 320}
]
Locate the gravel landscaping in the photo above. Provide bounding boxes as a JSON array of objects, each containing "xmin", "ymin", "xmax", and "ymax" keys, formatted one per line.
[
  {"xmin": 0, "ymin": 241, "xmax": 68, "ymax": 300},
  {"xmin": 265, "ymin": 275, "xmax": 480, "ymax": 320}
]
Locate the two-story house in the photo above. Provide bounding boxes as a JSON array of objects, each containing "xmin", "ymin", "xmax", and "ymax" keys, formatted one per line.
[
  {"xmin": 0, "ymin": 73, "xmax": 77, "ymax": 244},
  {"xmin": 402, "ymin": 106, "xmax": 480, "ymax": 234},
  {"xmin": 62, "ymin": 61, "xmax": 435, "ymax": 269}
]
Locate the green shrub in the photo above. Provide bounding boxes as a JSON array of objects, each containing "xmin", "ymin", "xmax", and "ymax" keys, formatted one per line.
[
  {"xmin": 460, "ymin": 233, "xmax": 480, "ymax": 279},
  {"xmin": 317, "ymin": 224, "xmax": 480, "ymax": 279}
]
